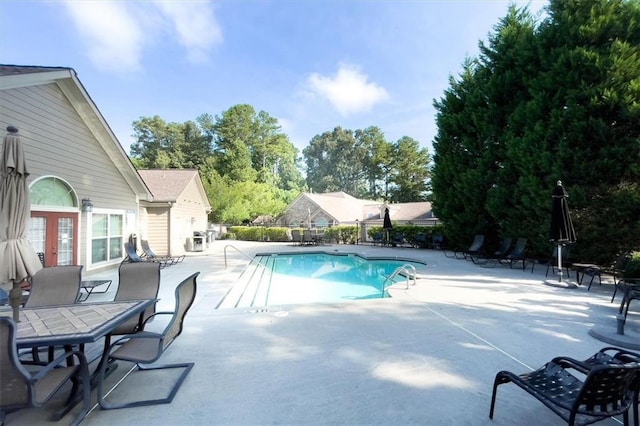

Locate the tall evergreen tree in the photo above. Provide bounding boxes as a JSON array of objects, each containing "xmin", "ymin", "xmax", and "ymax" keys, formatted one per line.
[{"xmin": 431, "ymin": 0, "xmax": 640, "ymax": 261}]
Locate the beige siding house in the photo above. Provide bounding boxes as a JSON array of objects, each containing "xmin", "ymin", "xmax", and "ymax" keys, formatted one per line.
[
  {"xmin": 138, "ymin": 169, "xmax": 211, "ymax": 255},
  {"xmin": 0, "ymin": 65, "xmax": 152, "ymax": 273}
]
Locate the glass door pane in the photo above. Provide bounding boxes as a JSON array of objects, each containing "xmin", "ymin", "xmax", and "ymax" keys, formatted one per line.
[{"xmin": 57, "ymin": 217, "xmax": 73, "ymax": 265}]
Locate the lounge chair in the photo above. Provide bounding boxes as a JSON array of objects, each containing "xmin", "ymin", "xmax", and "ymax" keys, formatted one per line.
[
  {"xmin": 413, "ymin": 233, "xmax": 427, "ymax": 248},
  {"xmin": 430, "ymin": 234, "xmax": 444, "ymax": 250},
  {"xmin": 502, "ymin": 237, "xmax": 529, "ymax": 271},
  {"xmin": 371, "ymin": 232, "xmax": 384, "ymax": 246},
  {"xmin": 97, "ymin": 272, "xmax": 199, "ymax": 409},
  {"xmin": 573, "ymin": 253, "xmax": 633, "ymax": 299},
  {"xmin": 454, "ymin": 235, "xmax": 485, "ymax": 260},
  {"xmin": 141, "ymin": 239, "xmax": 184, "ymax": 265},
  {"xmin": 0, "ymin": 317, "xmax": 91, "ymax": 426},
  {"xmin": 490, "ymin": 356, "xmax": 639, "ymax": 426},
  {"xmin": 472, "ymin": 237, "xmax": 513, "ymax": 265},
  {"xmin": 123, "ymin": 241, "xmax": 169, "ymax": 268},
  {"xmin": 302, "ymin": 229, "xmax": 315, "ymax": 245},
  {"xmin": 291, "ymin": 229, "xmax": 302, "ymax": 246}
]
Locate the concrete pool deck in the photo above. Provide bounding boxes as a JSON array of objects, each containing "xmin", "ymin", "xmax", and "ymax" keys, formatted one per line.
[{"xmin": 7, "ymin": 241, "xmax": 639, "ymax": 425}]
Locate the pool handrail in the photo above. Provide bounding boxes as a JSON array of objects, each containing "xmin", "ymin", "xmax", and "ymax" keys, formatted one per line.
[
  {"xmin": 383, "ymin": 264, "xmax": 417, "ymax": 292},
  {"xmin": 224, "ymin": 244, "xmax": 253, "ymax": 269}
]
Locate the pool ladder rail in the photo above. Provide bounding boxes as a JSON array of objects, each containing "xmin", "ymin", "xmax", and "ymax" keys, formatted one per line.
[{"xmin": 382, "ymin": 264, "xmax": 417, "ymax": 294}]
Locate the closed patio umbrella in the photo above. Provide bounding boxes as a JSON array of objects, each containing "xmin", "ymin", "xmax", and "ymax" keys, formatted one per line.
[
  {"xmin": 383, "ymin": 208, "xmax": 392, "ymax": 244},
  {"xmin": 549, "ymin": 180, "xmax": 576, "ymax": 284},
  {"xmin": 0, "ymin": 126, "xmax": 42, "ymax": 320}
]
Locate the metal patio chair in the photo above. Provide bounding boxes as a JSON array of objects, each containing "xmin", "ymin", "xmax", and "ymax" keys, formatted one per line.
[
  {"xmin": 490, "ymin": 356, "xmax": 639, "ymax": 426},
  {"xmin": 454, "ymin": 234, "xmax": 485, "ymax": 260},
  {"xmin": 109, "ymin": 262, "xmax": 162, "ymax": 337},
  {"xmin": 551, "ymin": 347, "xmax": 640, "ymax": 426},
  {"xmin": 24, "ymin": 265, "xmax": 82, "ymax": 308},
  {"xmin": 140, "ymin": 239, "xmax": 184, "ymax": 265},
  {"xmin": 0, "ymin": 317, "xmax": 90, "ymax": 426},
  {"xmin": 97, "ymin": 272, "xmax": 199, "ymax": 409},
  {"xmin": 123, "ymin": 241, "xmax": 169, "ymax": 268},
  {"xmin": 23, "ymin": 265, "xmax": 83, "ymax": 363},
  {"xmin": 472, "ymin": 237, "xmax": 513, "ymax": 265}
]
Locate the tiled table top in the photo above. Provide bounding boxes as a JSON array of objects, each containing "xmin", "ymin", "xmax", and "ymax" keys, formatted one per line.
[{"xmin": 1, "ymin": 300, "xmax": 153, "ymax": 348}]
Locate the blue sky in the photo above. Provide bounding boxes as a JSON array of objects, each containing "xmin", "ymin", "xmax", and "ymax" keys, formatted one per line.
[{"xmin": 0, "ymin": 0, "xmax": 547, "ymax": 154}]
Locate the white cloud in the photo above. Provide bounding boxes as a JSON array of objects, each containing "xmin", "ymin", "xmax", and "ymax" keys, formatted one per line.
[
  {"xmin": 61, "ymin": 1, "xmax": 222, "ymax": 72},
  {"xmin": 154, "ymin": 1, "xmax": 222, "ymax": 64},
  {"xmin": 306, "ymin": 64, "xmax": 389, "ymax": 116},
  {"xmin": 62, "ymin": 1, "xmax": 145, "ymax": 73}
]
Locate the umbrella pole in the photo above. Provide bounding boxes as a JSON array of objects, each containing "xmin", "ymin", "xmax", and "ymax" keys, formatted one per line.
[
  {"xmin": 557, "ymin": 244, "xmax": 562, "ymax": 282},
  {"xmin": 9, "ymin": 279, "xmax": 22, "ymax": 321}
]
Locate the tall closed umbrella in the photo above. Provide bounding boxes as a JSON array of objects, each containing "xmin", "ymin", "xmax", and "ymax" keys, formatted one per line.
[
  {"xmin": 549, "ymin": 180, "xmax": 576, "ymax": 283},
  {"xmin": 383, "ymin": 207, "xmax": 392, "ymax": 245},
  {"xmin": 0, "ymin": 126, "xmax": 42, "ymax": 320}
]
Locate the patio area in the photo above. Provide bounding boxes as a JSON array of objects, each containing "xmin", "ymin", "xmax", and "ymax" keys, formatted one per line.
[{"xmin": 6, "ymin": 240, "xmax": 638, "ymax": 425}]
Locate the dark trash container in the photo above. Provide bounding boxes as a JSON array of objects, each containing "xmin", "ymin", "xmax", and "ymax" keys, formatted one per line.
[{"xmin": 193, "ymin": 231, "xmax": 205, "ymax": 252}]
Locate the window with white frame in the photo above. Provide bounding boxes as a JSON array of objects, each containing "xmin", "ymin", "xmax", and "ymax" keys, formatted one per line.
[{"xmin": 91, "ymin": 213, "xmax": 123, "ymax": 263}]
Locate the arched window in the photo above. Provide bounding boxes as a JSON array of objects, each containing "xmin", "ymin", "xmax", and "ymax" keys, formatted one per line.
[
  {"xmin": 315, "ymin": 217, "xmax": 328, "ymax": 228},
  {"xmin": 30, "ymin": 177, "xmax": 77, "ymax": 208}
]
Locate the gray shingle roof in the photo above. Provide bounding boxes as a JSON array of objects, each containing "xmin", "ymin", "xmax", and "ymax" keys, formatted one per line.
[{"xmin": 138, "ymin": 169, "xmax": 199, "ymax": 202}]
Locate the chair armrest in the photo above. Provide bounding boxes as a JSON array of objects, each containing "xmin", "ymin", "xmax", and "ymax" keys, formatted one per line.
[
  {"xmin": 141, "ymin": 311, "xmax": 173, "ymax": 325},
  {"xmin": 30, "ymin": 349, "xmax": 87, "ymax": 382},
  {"xmin": 549, "ymin": 356, "xmax": 590, "ymax": 373}
]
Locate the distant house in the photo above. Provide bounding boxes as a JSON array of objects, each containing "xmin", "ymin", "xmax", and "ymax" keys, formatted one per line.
[
  {"xmin": 277, "ymin": 192, "xmax": 437, "ymax": 242},
  {"xmin": 138, "ymin": 169, "xmax": 211, "ymax": 255},
  {"xmin": 0, "ymin": 65, "xmax": 152, "ymax": 273}
]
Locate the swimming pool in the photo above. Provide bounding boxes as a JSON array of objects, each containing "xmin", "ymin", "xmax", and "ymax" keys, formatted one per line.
[{"xmin": 218, "ymin": 252, "xmax": 426, "ymax": 308}]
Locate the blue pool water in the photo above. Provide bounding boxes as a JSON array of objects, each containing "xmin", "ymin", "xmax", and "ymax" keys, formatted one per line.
[{"xmin": 223, "ymin": 252, "xmax": 426, "ymax": 308}]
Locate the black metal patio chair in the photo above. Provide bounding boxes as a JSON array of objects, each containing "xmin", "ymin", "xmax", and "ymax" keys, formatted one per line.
[
  {"xmin": 472, "ymin": 237, "xmax": 513, "ymax": 265},
  {"xmin": 140, "ymin": 239, "xmax": 184, "ymax": 265},
  {"xmin": 551, "ymin": 347, "xmax": 640, "ymax": 426},
  {"xmin": 123, "ymin": 241, "xmax": 169, "ymax": 268},
  {"xmin": 490, "ymin": 356, "xmax": 639, "ymax": 426},
  {"xmin": 97, "ymin": 272, "xmax": 199, "ymax": 409},
  {"xmin": 454, "ymin": 234, "xmax": 485, "ymax": 260},
  {"xmin": 502, "ymin": 237, "xmax": 530, "ymax": 271}
]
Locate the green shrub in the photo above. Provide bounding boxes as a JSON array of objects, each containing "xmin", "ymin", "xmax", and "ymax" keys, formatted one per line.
[{"xmin": 228, "ymin": 226, "xmax": 291, "ymax": 242}]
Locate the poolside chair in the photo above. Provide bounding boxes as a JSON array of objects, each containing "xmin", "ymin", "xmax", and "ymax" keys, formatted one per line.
[
  {"xmin": 109, "ymin": 262, "xmax": 162, "ymax": 337},
  {"xmin": 291, "ymin": 229, "xmax": 302, "ymax": 246},
  {"xmin": 302, "ymin": 229, "xmax": 315, "ymax": 245},
  {"xmin": 490, "ymin": 356, "xmax": 639, "ymax": 426},
  {"xmin": 0, "ymin": 317, "xmax": 91, "ymax": 426},
  {"xmin": 550, "ymin": 347, "xmax": 640, "ymax": 426},
  {"xmin": 472, "ymin": 237, "xmax": 513, "ymax": 265},
  {"xmin": 123, "ymin": 241, "xmax": 168, "ymax": 268},
  {"xmin": 430, "ymin": 234, "xmax": 444, "ymax": 250},
  {"xmin": 574, "ymin": 253, "xmax": 632, "ymax": 298},
  {"xmin": 141, "ymin": 239, "xmax": 184, "ymax": 265},
  {"xmin": 24, "ymin": 265, "xmax": 83, "ymax": 307},
  {"xmin": 23, "ymin": 265, "xmax": 83, "ymax": 363},
  {"xmin": 413, "ymin": 233, "xmax": 427, "ymax": 248},
  {"xmin": 372, "ymin": 232, "xmax": 384, "ymax": 246},
  {"xmin": 502, "ymin": 237, "xmax": 529, "ymax": 271},
  {"xmin": 97, "ymin": 272, "xmax": 199, "ymax": 409},
  {"xmin": 454, "ymin": 235, "xmax": 485, "ymax": 260}
]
